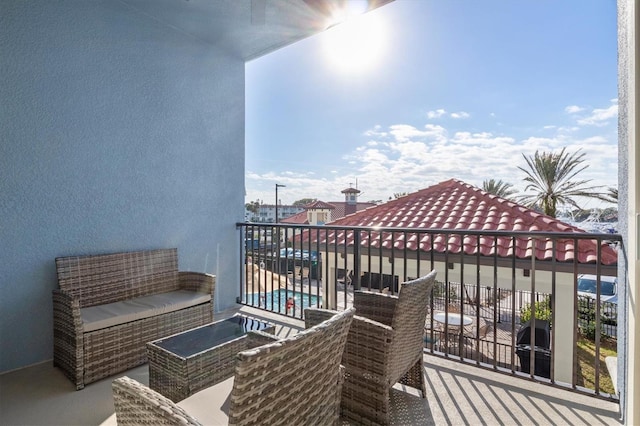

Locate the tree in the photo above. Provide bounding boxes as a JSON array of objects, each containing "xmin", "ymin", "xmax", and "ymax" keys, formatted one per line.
[
  {"xmin": 389, "ymin": 192, "xmax": 407, "ymax": 200},
  {"xmin": 482, "ymin": 179, "xmax": 518, "ymax": 199},
  {"xmin": 292, "ymin": 198, "xmax": 316, "ymax": 207},
  {"xmin": 245, "ymin": 200, "xmax": 260, "ymax": 215},
  {"xmin": 606, "ymin": 187, "xmax": 618, "ymax": 203},
  {"xmin": 518, "ymin": 148, "xmax": 610, "ymax": 218}
]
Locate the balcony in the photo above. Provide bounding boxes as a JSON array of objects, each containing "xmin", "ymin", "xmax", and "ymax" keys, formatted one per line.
[
  {"xmin": 0, "ymin": 304, "xmax": 621, "ymax": 425},
  {"xmin": 0, "ymin": 223, "xmax": 623, "ymax": 425}
]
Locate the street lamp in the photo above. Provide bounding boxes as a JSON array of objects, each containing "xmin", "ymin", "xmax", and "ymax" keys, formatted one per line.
[{"xmin": 275, "ymin": 184, "xmax": 286, "ymax": 223}]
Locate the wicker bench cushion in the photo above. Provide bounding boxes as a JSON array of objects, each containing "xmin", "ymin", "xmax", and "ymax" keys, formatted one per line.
[{"xmin": 81, "ymin": 290, "xmax": 211, "ymax": 333}]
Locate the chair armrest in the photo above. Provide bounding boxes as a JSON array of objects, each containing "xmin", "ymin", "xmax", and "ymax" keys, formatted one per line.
[
  {"xmin": 52, "ymin": 289, "xmax": 85, "ymax": 389},
  {"xmin": 53, "ymin": 288, "xmax": 82, "ymax": 323},
  {"xmin": 342, "ymin": 315, "xmax": 393, "ymax": 380},
  {"xmin": 353, "ymin": 291, "xmax": 398, "ymax": 326},
  {"xmin": 113, "ymin": 376, "xmax": 200, "ymax": 425},
  {"xmin": 245, "ymin": 330, "xmax": 280, "ymax": 349},
  {"xmin": 178, "ymin": 272, "xmax": 215, "ymax": 296},
  {"xmin": 304, "ymin": 308, "xmax": 339, "ymax": 329},
  {"xmin": 52, "ymin": 289, "xmax": 83, "ymax": 340}
]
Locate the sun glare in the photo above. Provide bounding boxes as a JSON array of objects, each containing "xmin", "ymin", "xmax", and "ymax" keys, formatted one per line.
[{"xmin": 323, "ymin": 11, "xmax": 386, "ymax": 74}]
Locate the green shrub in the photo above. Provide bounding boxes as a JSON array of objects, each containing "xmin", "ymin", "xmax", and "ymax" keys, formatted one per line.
[
  {"xmin": 577, "ymin": 295, "xmax": 615, "ymax": 339},
  {"xmin": 520, "ymin": 296, "xmax": 552, "ymax": 324},
  {"xmin": 433, "ymin": 281, "xmax": 457, "ymax": 300}
]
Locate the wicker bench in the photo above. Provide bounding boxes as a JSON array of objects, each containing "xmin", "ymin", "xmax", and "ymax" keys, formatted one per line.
[{"xmin": 52, "ymin": 248, "xmax": 215, "ymax": 390}]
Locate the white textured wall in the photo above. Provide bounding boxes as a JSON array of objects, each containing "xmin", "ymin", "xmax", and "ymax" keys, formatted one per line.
[
  {"xmin": 618, "ymin": 0, "xmax": 637, "ymax": 422},
  {"xmin": 0, "ymin": 1, "xmax": 245, "ymax": 372}
]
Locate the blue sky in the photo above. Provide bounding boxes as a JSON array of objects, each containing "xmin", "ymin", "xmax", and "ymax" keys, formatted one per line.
[{"xmin": 245, "ymin": 0, "xmax": 618, "ymax": 210}]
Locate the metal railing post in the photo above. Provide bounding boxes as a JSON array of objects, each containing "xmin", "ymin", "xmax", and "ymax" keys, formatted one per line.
[{"xmin": 353, "ymin": 231, "xmax": 361, "ymax": 290}]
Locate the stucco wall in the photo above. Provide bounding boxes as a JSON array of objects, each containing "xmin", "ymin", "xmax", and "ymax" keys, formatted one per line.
[
  {"xmin": 618, "ymin": 0, "xmax": 639, "ymax": 422},
  {"xmin": 0, "ymin": 1, "xmax": 244, "ymax": 372}
]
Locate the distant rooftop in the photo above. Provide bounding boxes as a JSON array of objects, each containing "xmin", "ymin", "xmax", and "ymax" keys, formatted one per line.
[
  {"xmin": 300, "ymin": 179, "xmax": 618, "ymax": 265},
  {"xmin": 281, "ymin": 201, "xmax": 376, "ymax": 224},
  {"xmin": 304, "ymin": 200, "xmax": 336, "ymax": 210}
]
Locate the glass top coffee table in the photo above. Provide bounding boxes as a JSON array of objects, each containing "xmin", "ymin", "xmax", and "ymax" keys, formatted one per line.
[{"xmin": 147, "ymin": 315, "xmax": 276, "ymax": 402}]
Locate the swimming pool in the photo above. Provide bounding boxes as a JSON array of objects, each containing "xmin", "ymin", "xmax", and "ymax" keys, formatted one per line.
[{"xmin": 244, "ymin": 289, "xmax": 322, "ymax": 315}]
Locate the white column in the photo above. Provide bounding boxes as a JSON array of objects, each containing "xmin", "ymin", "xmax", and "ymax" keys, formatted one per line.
[
  {"xmin": 553, "ymin": 283, "xmax": 575, "ymax": 384},
  {"xmin": 619, "ymin": 1, "xmax": 639, "ymax": 423}
]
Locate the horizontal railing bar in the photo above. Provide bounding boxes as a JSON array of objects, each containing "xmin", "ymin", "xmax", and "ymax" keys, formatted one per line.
[{"xmin": 237, "ymin": 222, "xmax": 623, "ymax": 241}]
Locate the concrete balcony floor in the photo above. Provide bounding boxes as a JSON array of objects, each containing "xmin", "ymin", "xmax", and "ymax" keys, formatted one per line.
[{"xmin": 0, "ymin": 306, "xmax": 620, "ymax": 425}]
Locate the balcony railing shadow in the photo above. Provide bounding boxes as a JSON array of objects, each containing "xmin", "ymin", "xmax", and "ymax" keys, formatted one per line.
[{"xmin": 0, "ymin": 304, "xmax": 621, "ymax": 425}]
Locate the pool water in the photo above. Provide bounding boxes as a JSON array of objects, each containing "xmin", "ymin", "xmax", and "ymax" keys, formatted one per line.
[{"xmin": 245, "ymin": 289, "xmax": 321, "ymax": 314}]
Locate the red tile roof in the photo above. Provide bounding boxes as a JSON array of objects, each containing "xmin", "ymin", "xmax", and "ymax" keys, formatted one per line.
[
  {"xmin": 280, "ymin": 211, "xmax": 309, "ymax": 224},
  {"xmin": 305, "ymin": 200, "xmax": 336, "ymax": 209},
  {"xmin": 302, "ymin": 179, "xmax": 617, "ymax": 265},
  {"xmin": 330, "ymin": 201, "xmax": 377, "ymax": 219},
  {"xmin": 281, "ymin": 201, "xmax": 376, "ymax": 225}
]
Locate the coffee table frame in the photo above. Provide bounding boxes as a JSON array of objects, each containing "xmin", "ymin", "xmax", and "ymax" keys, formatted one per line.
[{"xmin": 147, "ymin": 315, "xmax": 276, "ymax": 402}]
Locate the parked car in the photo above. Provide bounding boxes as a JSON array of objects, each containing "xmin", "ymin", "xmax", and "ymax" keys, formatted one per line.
[
  {"xmin": 577, "ymin": 274, "xmax": 618, "ymax": 304},
  {"xmin": 278, "ymin": 248, "xmax": 318, "ymax": 261}
]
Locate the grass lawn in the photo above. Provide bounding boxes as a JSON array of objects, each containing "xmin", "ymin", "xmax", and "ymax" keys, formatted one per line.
[{"xmin": 576, "ymin": 334, "xmax": 617, "ymax": 395}]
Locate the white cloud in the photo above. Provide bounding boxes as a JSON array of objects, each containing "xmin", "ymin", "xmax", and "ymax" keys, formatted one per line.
[
  {"xmin": 388, "ymin": 124, "xmax": 447, "ymax": 143},
  {"xmin": 246, "ymin": 102, "xmax": 618, "ymax": 206},
  {"xmin": 450, "ymin": 131, "xmax": 515, "ymax": 146},
  {"xmin": 565, "ymin": 105, "xmax": 585, "ymax": 114},
  {"xmin": 427, "ymin": 109, "xmax": 447, "ymax": 119},
  {"xmin": 358, "ymin": 121, "xmax": 614, "ymax": 202},
  {"xmin": 364, "ymin": 125, "xmax": 387, "ymax": 137},
  {"xmin": 520, "ymin": 136, "xmax": 566, "ymax": 153},
  {"xmin": 427, "ymin": 109, "xmax": 470, "ymax": 119},
  {"xmin": 557, "ymin": 126, "xmax": 580, "ymax": 133},
  {"xmin": 577, "ymin": 104, "xmax": 618, "ymax": 126}
]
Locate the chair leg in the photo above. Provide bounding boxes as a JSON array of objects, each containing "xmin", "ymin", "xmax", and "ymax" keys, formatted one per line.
[
  {"xmin": 419, "ymin": 361, "xmax": 427, "ymax": 398},
  {"xmin": 399, "ymin": 359, "xmax": 427, "ymax": 398},
  {"xmin": 341, "ymin": 374, "xmax": 391, "ymax": 425}
]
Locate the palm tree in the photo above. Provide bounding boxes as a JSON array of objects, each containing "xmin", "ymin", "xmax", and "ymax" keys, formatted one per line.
[
  {"xmin": 518, "ymin": 148, "xmax": 610, "ymax": 218},
  {"xmin": 388, "ymin": 192, "xmax": 408, "ymax": 200},
  {"xmin": 482, "ymin": 179, "xmax": 518, "ymax": 199},
  {"xmin": 607, "ymin": 187, "xmax": 618, "ymax": 203}
]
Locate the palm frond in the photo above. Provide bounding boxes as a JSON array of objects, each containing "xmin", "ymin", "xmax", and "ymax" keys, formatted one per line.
[{"xmin": 518, "ymin": 148, "xmax": 606, "ymax": 217}]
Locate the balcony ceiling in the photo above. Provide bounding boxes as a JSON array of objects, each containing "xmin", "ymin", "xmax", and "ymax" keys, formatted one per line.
[{"xmin": 122, "ymin": 0, "xmax": 393, "ymax": 61}]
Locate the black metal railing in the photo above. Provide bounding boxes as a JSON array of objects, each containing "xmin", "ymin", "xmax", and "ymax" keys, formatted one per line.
[{"xmin": 237, "ymin": 222, "xmax": 622, "ymax": 400}]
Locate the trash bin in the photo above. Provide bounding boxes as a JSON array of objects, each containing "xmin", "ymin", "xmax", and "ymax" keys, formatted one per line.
[
  {"xmin": 516, "ymin": 345, "xmax": 551, "ymax": 378},
  {"xmin": 516, "ymin": 319, "xmax": 551, "ymax": 349},
  {"xmin": 516, "ymin": 319, "xmax": 551, "ymax": 378}
]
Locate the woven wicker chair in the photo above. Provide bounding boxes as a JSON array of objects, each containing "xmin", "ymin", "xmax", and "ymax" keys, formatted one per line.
[
  {"xmin": 313, "ymin": 270, "xmax": 437, "ymax": 425},
  {"xmin": 112, "ymin": 307, "xmax": 355, "ymax": 426}
]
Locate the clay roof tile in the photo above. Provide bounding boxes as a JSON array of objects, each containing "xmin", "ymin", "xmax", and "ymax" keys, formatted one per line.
[{"xmin": 312, "ymin": 179, "xmax": 618, "ymax": 265}]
